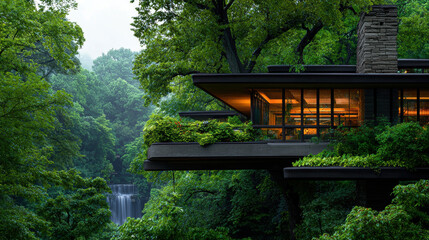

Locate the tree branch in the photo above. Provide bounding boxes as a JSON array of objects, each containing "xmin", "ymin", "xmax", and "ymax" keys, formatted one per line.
[
  {"xmin": 225, "ymin": 0, "xmax": 235, "ymax": 11},
  {"xmin": 295, "ymin": 21, "xmax": 324, "ymax": 64},
  {"xmin": 245, "ymin": 24, "xmax": 294, "ymax": 73},
  {"xmin": 185, "ymin": 190, "xmax": 216, "ymax": 202},
  {"xmin": 183, "ymin": 0, "xmax": 210, "ymax": 10}
]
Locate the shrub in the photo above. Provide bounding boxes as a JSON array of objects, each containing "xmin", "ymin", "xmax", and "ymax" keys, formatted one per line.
[
  {"xmin": 376, "ymin": 122, "xmax": 429, "ymax": 169},
  {"xmin": 333, "ymin": 120, "xmax": 389, "ymax": 156},
  {"xmin": 315, "ymin": 180, "xmax": 429, "ymax": 240},
  {"xmin": 293, "ymin": 122, "xmax": 429, "ymax": 169},
  {"xmin": 142, "ymin": 114, "xmax": 260, "ymax": 147}
]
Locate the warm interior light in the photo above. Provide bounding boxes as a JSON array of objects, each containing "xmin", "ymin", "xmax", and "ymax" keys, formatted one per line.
[
  {"xmin": 257, "ymin": 91, "xmax": 299, "ymax": 104},
  {"xmin": 231, "ymin": 99, "xmax": 251, "ymax": 105}
]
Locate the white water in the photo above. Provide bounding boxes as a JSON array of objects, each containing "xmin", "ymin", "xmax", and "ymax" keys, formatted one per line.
[{"xmin": 108, "ymin": 184, "xmax": 143, "ymax": 225}]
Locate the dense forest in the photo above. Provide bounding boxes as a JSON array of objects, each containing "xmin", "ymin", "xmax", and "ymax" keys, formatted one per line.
[{"xmin": 1, "ymin": 0, "xmax": 429, "ymax": 240}]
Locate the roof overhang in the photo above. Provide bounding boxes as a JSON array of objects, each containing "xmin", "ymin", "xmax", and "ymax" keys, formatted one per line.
[
  {"xmin": 193, "ymin": 73, "xmax": 429, "ymax": 116},
  {"xmin": 145, "ymin": 142, "xmax": 329, "ymax": 171}
]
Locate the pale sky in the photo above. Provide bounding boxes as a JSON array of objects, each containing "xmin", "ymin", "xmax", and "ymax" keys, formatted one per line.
[{"xmin": 68, "ymin": 0, "xmax": 141, "ymax": 60}]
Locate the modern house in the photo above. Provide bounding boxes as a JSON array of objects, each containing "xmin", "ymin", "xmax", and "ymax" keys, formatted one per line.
[{"xmin": 144, "ymin": 5, "xmax": 429, "ymax": 209}]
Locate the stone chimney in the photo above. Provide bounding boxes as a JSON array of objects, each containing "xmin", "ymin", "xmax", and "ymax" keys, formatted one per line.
[{"xmin": 357, "ymin": 5, "xmax": 398, "ymax": 73}]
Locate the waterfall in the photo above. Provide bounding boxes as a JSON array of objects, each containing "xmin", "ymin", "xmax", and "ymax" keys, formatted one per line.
[{"xmin": 108, "ymin": 184, "xmax": 143, "ymax": 225}]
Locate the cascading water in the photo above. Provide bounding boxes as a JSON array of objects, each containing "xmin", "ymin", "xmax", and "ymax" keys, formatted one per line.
[{"xmin": 108, "ymin": 184, "xmax": 143, "ymax": 225}]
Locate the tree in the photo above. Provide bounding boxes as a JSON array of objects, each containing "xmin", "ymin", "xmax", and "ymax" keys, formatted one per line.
[
  {"xmin": 0, "ymin": 0, "xmax": 112, "ymax": 238},
  {"xmin": 38, "ymin": 176, "xmax": 112, "ymax": 240},
  {"xmin": 93, "ymin": 48, "xmax": 139, "ymax": 87},
  {"xmin": 51, "ymin": 49, "xmax": 153, "ymax": 181},
  {"xmin": 73, "ymin": 115, "xmax": 116, "ymax": 179},
  {"xmin": 396, "ymin": 0, "xmax": 429, "ymax": 59},
  {"xmin": 131, "ymin": 0, "xmax": 381, "ymax": 107},
  {"xmin": 114, "ymin": 170, "xmax": 288, "ymax": 239},
  {"xmin": 316, "ymin": 180, "xmax": 429, "ymax": 240},
  {"xmin": 0, "ymin": 0, "xmax": 83, "ymax": 75}
]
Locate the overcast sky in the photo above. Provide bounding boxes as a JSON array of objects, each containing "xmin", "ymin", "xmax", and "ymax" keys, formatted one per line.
[{"xmin": 68, "ymin": 0, "xmax": 141, "ymax": 60}]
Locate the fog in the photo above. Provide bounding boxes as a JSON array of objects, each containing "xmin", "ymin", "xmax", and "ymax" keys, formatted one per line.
[{"xmin": 68, "ymin": 0, "xmax": 141, "ymax": 59}]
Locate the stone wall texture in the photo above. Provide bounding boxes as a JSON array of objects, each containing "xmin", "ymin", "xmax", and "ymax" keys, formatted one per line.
[{"xmin": 357, "ymin": 5, "xmax": 398, "ymax": 73}]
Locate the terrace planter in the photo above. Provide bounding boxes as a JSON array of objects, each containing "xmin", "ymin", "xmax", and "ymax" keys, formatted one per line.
[
  {"xmin": 144, "ymin": 142, "xmax": 329, "ymax": 171},
  {"xmin": 283, "ymin": 166, "xmax": 429, "ymax": 180}
]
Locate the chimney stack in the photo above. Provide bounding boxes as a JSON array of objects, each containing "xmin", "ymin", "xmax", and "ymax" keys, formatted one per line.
[{"xmin": 357, "ymin": 5, "xmax": 398, "ymax": 73}]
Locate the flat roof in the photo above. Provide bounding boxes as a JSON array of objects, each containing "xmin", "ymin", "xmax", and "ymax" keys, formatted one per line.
[
  {"xmin": 268, "ymin": 65, "xmax": 356, "ymax": 73},
  {"xmin": 398, "ymin": 59, "xmax": 429, "ymax": 69},
  {"xmin": 267, "ymin": 59, "xmax": 429, "ymax": 73},
  {"xmin": 145, "ymin": 142, "xmax": 328, "ymax": 171},
  {"xmin": 193, "ymin": 73, "xmax": 429, "ymax": 116}
]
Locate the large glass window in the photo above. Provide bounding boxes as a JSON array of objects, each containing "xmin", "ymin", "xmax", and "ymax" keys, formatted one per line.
[
  {"xmin": 251, "ymin": 88, "xmax": 364, "ymax": 142},
  {"xmin": 421, "ymin": 89, "xmax": 429, "ymax": 125},
  {"xmin": 398, "ymin": 89, "xmax": 429, "ymax": 125},
  {"xmin": 251, "ymin": 89, "xmax": 282, "ymax": 139},
  {"xmin": 285, "ymin": 89, "xmax": 301, "ymax": 125},
  {"xmin": 403, "ymin": 89, "xmax": 418, "ymax": 122},
  {"xmin": 334, "ymin": 89, "xmax": 362, "ymax": 126},
  {"xmin": 319, "ymin": 89, "xmax": 331, "ymax": 126}
]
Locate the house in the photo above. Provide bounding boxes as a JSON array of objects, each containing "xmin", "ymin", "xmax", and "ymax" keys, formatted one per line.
[{"xmin": 144, "ymin": 5, "xmax": 429, "ymax": 209}]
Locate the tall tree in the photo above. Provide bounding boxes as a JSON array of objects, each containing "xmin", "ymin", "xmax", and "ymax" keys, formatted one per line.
[
  {"xmin": 0, "ymin": 0, "xmax": 112, "ymax": 238},
  {"xmin": 93, "ymin": 48, "xmax": 139, "ymax": 87},
  {"xmin": 131, "ymin": 0, "xmax": 380, "ymax": 107},
  {"xmin": 396, "ymin": 0, "xmax": 429, "ymax": 59}
]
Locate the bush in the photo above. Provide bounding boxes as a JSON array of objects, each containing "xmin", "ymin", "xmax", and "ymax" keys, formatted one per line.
[
  {"xmin": 142, "ymin": 114, "xmax": 260, "ymax": 147},
  {"xmin": 315, "ymin": 180, "xmax": 429, "ymax": 240},
  {"xmin": 376, "ymin": 122, "xmax": 429, "ymax": 169},
  {"xmin": 333, "ymin": 120, "xmax": 389, "ymax": 156},
  {"xmin": 293, "ymin": 122, "xmax": 429, "ymax": 169}
]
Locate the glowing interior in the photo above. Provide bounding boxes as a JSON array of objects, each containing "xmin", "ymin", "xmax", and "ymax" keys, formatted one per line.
[{"xmin": 251, "ymin": 89, "xmax": 364, "ymax": 141}]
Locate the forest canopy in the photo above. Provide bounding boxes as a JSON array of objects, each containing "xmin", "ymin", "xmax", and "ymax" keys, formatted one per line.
[{"xmin": 1, "ymin": 0, "xmax": 429, "ymax": 239}]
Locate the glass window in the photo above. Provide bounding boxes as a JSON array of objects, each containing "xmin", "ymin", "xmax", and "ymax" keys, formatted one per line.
[
  {"xmin": 251, "ymin": 88, "xmax": 363, "ymax": 141},
  {"xmin": 303, "ymin": 128, "xmax": 318, "ymax": 142},
  {"xmin": 285, "ymin": 89, "xmax": 301, "ymax": 125},
  {"xmin": 334, "ymin": 89, "xmax": 362, "ymax": 126},
  {"xmin": 303, "ymin": 89, "xmax": 317, "ymax": 126},
  {"xmin": 403, "ymin": 89, "xmax": 417, "ymax": 122},
  {"xmin": 420, "ymin": 89, "xmax": 429, "ymax": 125},
  {"xmin": 319, "ymin": 89, "xmax": 331, "ymax": 126},
  {"xmin": 259, "ymin": 128, "xmax": 282, "ymax": 140},
  {"xmin": 284, "ymin": 128, "xmax": 301, "ymax": 141},
  {"xmin": 334, "ymin": 89, "xmax": 348, "ymax": 126},
  {"xmin": 252, "ymin": 89, "xmax": 282, "ymax": 125}
]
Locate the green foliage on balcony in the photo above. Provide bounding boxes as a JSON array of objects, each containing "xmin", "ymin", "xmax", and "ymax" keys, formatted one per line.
[
  {"xmin": 293, "ymin": 122, "xmax": 429, "ymax": 169},
  {"xmin": 143, "ymin": 115, "xmax": 260, "ymax": 147},
  {"xmin": 129, "ymin": 115, "xmax": 260, "ymax": 175}
]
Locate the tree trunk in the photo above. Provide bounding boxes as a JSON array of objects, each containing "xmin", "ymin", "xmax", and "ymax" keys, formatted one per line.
[
  {"xmin": 221, "ymin": 27, "xmax": 245, "ymax": 73},
  {"xmin": 213, "ymin": 0, "xmax": 244, "ymax": 73}
]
